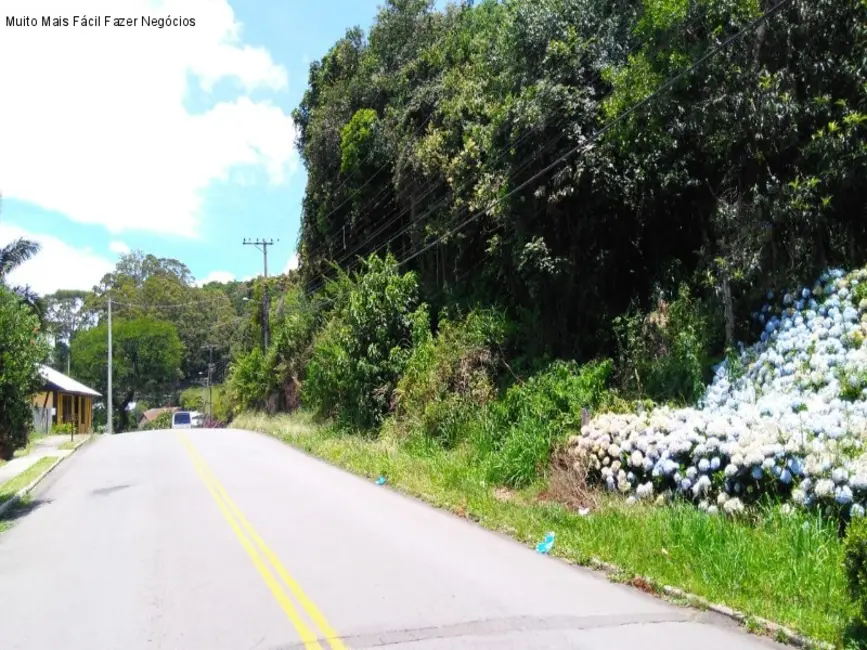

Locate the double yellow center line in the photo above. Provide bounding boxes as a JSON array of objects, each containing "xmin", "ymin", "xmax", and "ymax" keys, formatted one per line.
[{"xmin": 177, "ymin": 432, "xmax": 347, "ymax": 650}]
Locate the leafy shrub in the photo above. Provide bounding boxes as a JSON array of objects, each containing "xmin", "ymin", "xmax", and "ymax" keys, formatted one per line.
[
  {"xmin": 179, "ymin": 386, "xmax": 204, "ymax": 411},
  {"xmin": 840, "ymin": 366, "xmax": 867, "ymax": 402},
  {"xmin": 51, "ymin": 422, "xmax": 76, "ymax": 435},
  {"xmin": 0, "ymin": 287, "xmax": 48, "ymax": 460},
  {"xmin": 139, "ymin": 411, "xmax": 173, "ymax": 431},
  {"xmin": 227, "ymin": 347, "xmax": 274, "ymax": 414},
  {"xmin": 854, "ymin": 281, "xmax": 867, "ymax": 307},
  {"xmin": 392, "ymin": 309, "xmax": 508, "ymax": 445},
  {"xmin": 483, "ymin": 360, "xmax": 613, "ymax": 488},
  {"xmin": 613, "ymin": 284, "xmax": 717, "ymax": 405},
  {"xmin": 303, "ymin": 254, "xmax": 430, "ymax": 429},
  {"xmin": 180, "ymin": 384, "xmax": 231, "ymax": 420},
  {"xmin": 267, "ymin": 287, "xmax": 322, "ymax": 411},
  {"xmin": 844, "ymin": 517, "xmax": 867, "ymax": 641}
]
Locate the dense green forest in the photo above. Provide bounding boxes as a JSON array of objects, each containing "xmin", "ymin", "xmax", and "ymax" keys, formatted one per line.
[
  {"xmin": 225, "ymin": 0, "xmax": 867, "ymax": 443},
  {"xmin": 293, "ymin": 0, "xmax": 866, "ymax": 362}
]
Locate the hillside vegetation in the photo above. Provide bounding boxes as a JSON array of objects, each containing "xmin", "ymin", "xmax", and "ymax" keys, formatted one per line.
[{"xmin": 225, "ymin": 0, "xmax": 867, "ymax": 644}]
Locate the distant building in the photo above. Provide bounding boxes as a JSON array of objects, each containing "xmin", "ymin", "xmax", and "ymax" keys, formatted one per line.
[
  {"xmin": 31, "ymin": 365, "xmax": 101, "ymax": 434},
  {"xmin": 138, "ymin": 407, "xmax": 179, "ymax": 427}
]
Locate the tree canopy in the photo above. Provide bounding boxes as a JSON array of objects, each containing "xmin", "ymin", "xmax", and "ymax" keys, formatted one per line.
[
  {"xmin": 292, "ymin": 0, "xmax": 867, "ymax": 359},
  {"xmin": 71, "ymin": 317, "xmax": 184, "ymax": 431},
  {"xmin": 0, "ymin": 286, "xmax": 48, "ymax": 458}
]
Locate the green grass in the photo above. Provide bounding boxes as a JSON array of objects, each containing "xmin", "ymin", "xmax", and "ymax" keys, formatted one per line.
[
  {"xmin": 235, "ymin": 410, "xmax": 854, "ymax": 646},
  {"xmin": 0, "ymin": 457, "xmax": 57, "ymax": 505},
  {"xmin": 57, "ymin": 437, "xmax": 87, "ymax": 451}
]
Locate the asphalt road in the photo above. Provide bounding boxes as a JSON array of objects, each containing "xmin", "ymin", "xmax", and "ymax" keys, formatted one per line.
[{"xmin": 0, "ymin": 429, "xmax": 788, "ymax": 650}]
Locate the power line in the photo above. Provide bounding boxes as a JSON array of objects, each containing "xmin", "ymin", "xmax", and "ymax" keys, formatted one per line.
[
  {"xmin": 399, "ymin": 0, "xmax": 793, "ymax": 267},
  {"xmin": 298, "ymin": 7, "xmax": 715, "ymax": 292},
  {"xmin": 109, "ymin": 295, "xmax": 229, "ymax": 310}
]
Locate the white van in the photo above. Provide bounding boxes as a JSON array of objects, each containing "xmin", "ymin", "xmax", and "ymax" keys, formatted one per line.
[{"xmin": 171, "ymin": 411, "xmax": 192, "ymax": 429}]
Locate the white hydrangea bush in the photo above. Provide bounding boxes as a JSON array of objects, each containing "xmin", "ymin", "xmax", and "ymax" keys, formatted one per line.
[{"xmin": 569, "ymin": 268, "xmax": 867, "ymax": 518}]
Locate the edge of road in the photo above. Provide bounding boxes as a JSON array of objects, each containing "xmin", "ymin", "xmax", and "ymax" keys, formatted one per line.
[
  {"xmin": 0, "ymin": 433, "xmax": 97, "ymax": 519},
  {"xmin": 240, "ymin": 426, "xmax": 828, "ymax": 650}
]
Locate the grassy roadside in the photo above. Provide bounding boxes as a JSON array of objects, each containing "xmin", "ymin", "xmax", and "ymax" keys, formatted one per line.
[
  {"xmin": 57, "ymin": 436, "xmax": 89, "ymax": 451},
  {"xmin": 235, "ymin": 411, "xmax": 853, "ymax": 646},
  {"xmin": 0, "ymin": 457, "xmax": 57, "ymax": 506}
]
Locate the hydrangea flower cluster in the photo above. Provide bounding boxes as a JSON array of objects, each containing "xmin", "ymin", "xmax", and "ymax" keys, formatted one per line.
[{"xmin": 569, "ymin": 268, "xmax": 867, "ymax": 518}]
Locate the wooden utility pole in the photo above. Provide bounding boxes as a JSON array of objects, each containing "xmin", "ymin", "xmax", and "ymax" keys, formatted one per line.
[
  {"xmin": 201, "ymin": 344, "xmax": 217, "ymax": 418},
  {"xmin": 243, "ymin": 238, "xmax": 278, "ymax": 349},
  {"xmin": 106, "ymin": 298, "xmax": 113, "ymax": 435}
]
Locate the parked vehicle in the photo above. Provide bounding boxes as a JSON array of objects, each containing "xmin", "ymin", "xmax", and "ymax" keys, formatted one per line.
[{"xmin": 171, "ymin": 411, "xmax": 192, "ymax": 429}]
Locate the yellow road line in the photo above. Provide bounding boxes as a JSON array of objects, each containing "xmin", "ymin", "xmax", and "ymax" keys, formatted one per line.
[
  {"xmin": 177, "ymin": 433, "xmax": 325, "ymax": 650},
  {"xmin": 178, "ymin": 432, "xmax": 348, "ymax": 650}
]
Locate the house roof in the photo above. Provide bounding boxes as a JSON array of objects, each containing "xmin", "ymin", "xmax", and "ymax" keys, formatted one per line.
[{"xmin": 39, "ymin": 365, "xmax": 101, "ymax": 398}]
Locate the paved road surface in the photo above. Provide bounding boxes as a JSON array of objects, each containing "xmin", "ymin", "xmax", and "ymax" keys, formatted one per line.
[{"xmin": 0, "ymin": 429, "xmax": 787, "ymax": 650}]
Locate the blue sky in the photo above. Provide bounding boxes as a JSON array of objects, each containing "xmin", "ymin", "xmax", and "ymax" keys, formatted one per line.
[{"xmin": 0, "ymin": 0, "xmax": 384, "ymax": 294}]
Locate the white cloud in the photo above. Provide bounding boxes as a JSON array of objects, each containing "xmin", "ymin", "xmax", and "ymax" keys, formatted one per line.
[
  {"xmin": 0, "ymin": 224, "xmax": 114, "ymax": 295},
  {"xmin": 284, "ymin": 253, "xmax": 299, "ymax": 273},
  {"xmin": 196, "ymin": 270, "xmax": 235, "ymax": 286},
  {"xmin": 109, "ymin": 240, "xmax": 131, "ymax": 255},
  {"xmin": 0, "ymin": 0, "xmax": 298, "ymax": 238}
]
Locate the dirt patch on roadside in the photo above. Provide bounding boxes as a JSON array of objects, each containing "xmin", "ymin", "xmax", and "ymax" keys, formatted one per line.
[{"xmin": 540, "ymin": 450, "xmax": 599, "ymax": 512}]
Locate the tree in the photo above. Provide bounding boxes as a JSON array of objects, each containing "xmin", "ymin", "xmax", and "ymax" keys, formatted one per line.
[
  {"xmin": 43, "ymin": 289, "xmax": 92, "ymax": 373},
  {"xmin": 303, "ymin": 254, "xmax": 430, "ymax": 428},
  {"xmin": 293, "ymin": 0, "xmax": 867, "ymax": 364},
  {"xmin": 0, "ymin": 286, "xmax": 48, "ymax": 459},
  {"xmin": 0, "ymin": 236, "xmax": 43, "ymax": 315},
  {"xmin": 71, "ymin": 317, "xmax": 183, "ymax": 432},
  {"xmin": 87, "ymin": 251, "xmax": 238, "ymax": 382}
]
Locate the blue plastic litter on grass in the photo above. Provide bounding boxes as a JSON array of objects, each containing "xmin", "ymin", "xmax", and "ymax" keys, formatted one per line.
[
  {"xmin": 376, "ymin": 476, "xmax": 387, "ymax": 485},
  {"xmin": 536, "ymin": 532, "xmax": 555, "ymax": 554}
]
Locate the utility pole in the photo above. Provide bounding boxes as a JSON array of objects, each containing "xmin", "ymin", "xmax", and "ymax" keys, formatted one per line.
[
  {"xmin": 106, "ymin": 298, "xmax": 113, "ymax": 435},
  {"xmin": 243, "ymin": 238, "xmax": 278, "ymax": 349},
  {"xmin": 202, "ymin": 344, "xmax": 217, "ymax": 419}
]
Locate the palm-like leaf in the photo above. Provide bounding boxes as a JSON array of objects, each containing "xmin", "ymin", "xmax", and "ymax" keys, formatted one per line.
[
  {"xmin": 10, "ymin": 284, "xmax": 47, "ymax": 325},
  {"xmin": 0, "ymin": 237, "xmax": 40, "ymax": 278}
]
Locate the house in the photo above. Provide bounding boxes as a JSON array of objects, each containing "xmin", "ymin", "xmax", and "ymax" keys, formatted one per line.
[
  {"xmin": 31, "ymin": 365, "xmax": 101, "ymax": 434},
  {"xmin": 138, "ymin": 407, "xmax": 178, "ymax": 427}
]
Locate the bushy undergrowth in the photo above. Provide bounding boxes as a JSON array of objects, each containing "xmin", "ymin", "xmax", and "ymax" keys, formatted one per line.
[
  {"xmin": 845, "ymin": 518, "xmax": 867, "ymax": 644},
  {"xmin": 303, "ymin": 255, "xmax": 430, "ymax": 429},
  {"xmin": 614, "ymin": 284, "xmax": 719, "ymax": 405},
  {"xmin": 139, "ymin": 411, "xmax": 172, "ymax": 431},
  {"xmin": 227, "ymin": 285, "xmax": 322, "ymax": 417},
  {"xmin": 391, "ymin": 308, "xmax": 508, "ymax": 445},
  {"xmin": 480, "ymin": 360, "xmax": 614, "ymax": 488},
  {"xmin": 180, "ymin": 384, "xmax": 230, "ymax": 422}
]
